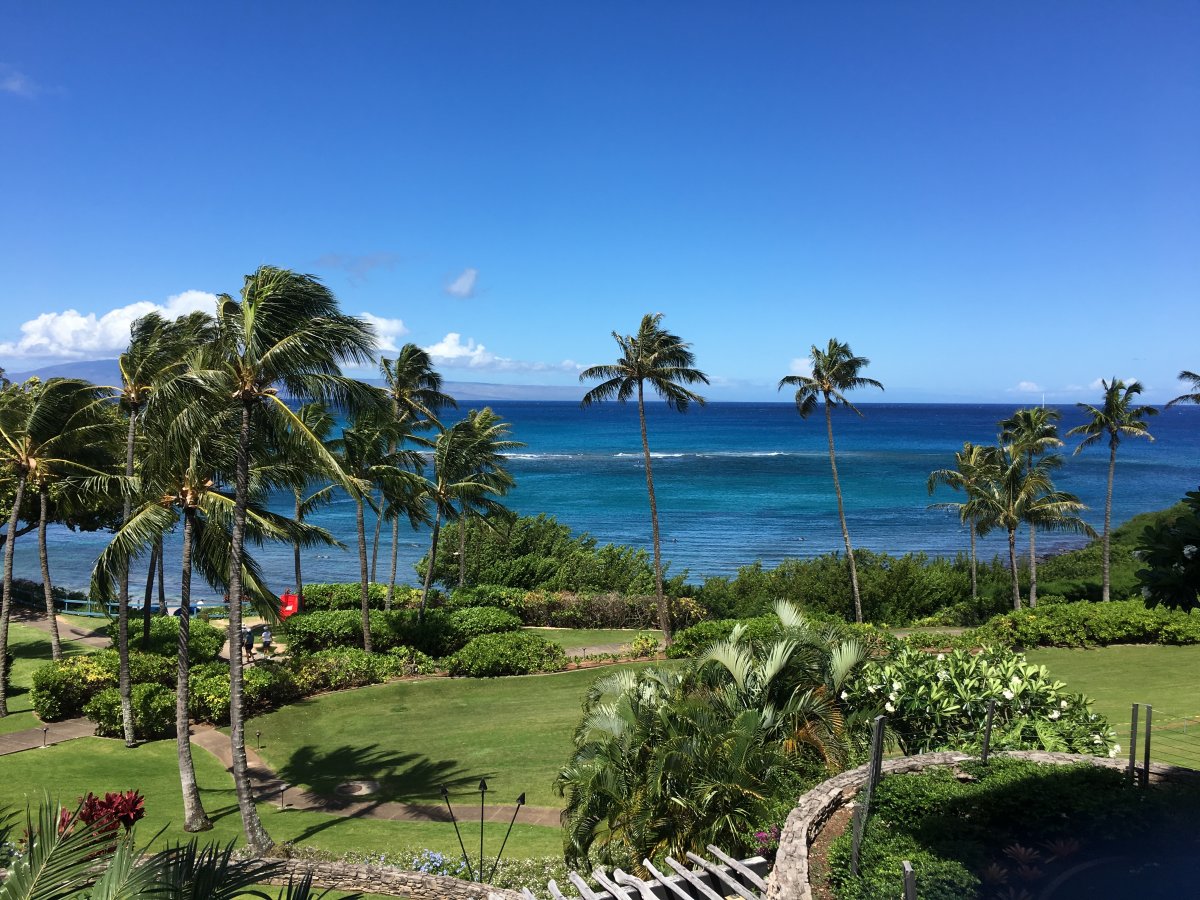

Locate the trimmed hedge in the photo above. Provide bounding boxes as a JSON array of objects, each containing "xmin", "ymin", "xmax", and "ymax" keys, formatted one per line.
[
  {"xmin": 446, "ymin": 632, "xmax": 567, "ymax": 677},
  {"xmin": 972, "ymin": 599, "xmax": 1200, "ymax": 648},
  {"xmin": 30, "ymin": 651, "xmax": 173, "ymax": 721},
  {"xmin": 280, "ymin": 606, "xmax": 519, "ymax": 657},
  {"xmin": 106, "ymin": 616, "xmax": 224, "ymax": 663},
  {"xmin": 84, "ymin": 683, "xmax": 176, "ymax": 740}
]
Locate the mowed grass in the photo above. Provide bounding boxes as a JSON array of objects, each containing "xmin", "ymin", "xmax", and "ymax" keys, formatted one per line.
[
  {"xmin": 0, "ymin": 622, "xmax": 91, "ymax": 735},
  {"xmin": 524, "ymin": 627, "xmax": 661, "ymax": 651},
  {"xmin": 1027, "ymin": 644, "xmax": 1200, "ymax": 768},
  {"xmin": 0, "ymin": 738, "xmax": 563, "ymax": 858},
  {"xmin": 249, "ymin": 664, "xmax": 656, "ymax": 809}
]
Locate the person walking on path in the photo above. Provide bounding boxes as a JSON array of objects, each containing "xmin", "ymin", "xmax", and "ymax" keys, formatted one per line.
[
  {"xmin": 260, "ymin": 627, "xmax": 273, "ymax": 658},
  {"xmin": 242, "ymin": 626, "xmax": 255, "ymax": 663}
]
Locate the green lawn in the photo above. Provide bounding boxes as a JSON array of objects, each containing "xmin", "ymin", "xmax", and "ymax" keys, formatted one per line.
[
  {"xmin": 0, "ymin": 622, "xmax": 92, "ymax": 735},
  {"xmin": 1027, "ymin": 644, "xmax": 1200, "ymax": 767},
  {"xmin": 524, "ymin": 627, "xmax": 661, "ymax": 651},
  {"xmin": 0, "ymin": 738, "xmax": 563, "ymax": 859},
  {"xmin": 249, "ymin": 664, "xmax": 653, "ymax": 809}
]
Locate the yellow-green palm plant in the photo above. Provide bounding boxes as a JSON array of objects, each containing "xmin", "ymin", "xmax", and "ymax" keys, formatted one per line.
[
  {"xmin": 378, "ymin": 345, "xmax": 456, "ymax": 606},
  {"xmin": 178, "ymin": 265, "xmax": 377, "ymax": 853},
  {"xmin": 1000, "ymin": 407, "xmax": 1064, "ymax": 606},
  {"xmin": 966, "ymin": 445, "xmax": 1096, "ymax": 610},
  {"xmin": 1166, "ymin": 370, "xmax": 1200, "ymax": 407},
  {"xmin": 927, "ymin": 441, "xmax": 992, "ymax": 602},
  {"xmin": 414, "ymin": 409, "xmax": 520, "ymax": 620},
  {"xmin": 1068, "ymin": 378, "xmax": 1157, "ymax": 602},
  {"xmin": 779, "ymin": 339, "xmax": 883, "ymax": 623},
  {"xmin": 581, "ymin": 313, "xmax": 708, "ymax": 639},
  {"xmin": 0, "ymin": 378, "xmax": 117, "ymax": 717}
]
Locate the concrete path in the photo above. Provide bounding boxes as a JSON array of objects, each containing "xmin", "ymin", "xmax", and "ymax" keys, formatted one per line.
[
  {"xmin": 188, "ymin": 724, "xmax": 562, "ymax": 827},
  {"xmin": 12, "ymin": 606, "xmax": 111, "ymax": 649},
  {"xmin": 0, "ymin": 717, "xmax": 94, "ymax": 756}
]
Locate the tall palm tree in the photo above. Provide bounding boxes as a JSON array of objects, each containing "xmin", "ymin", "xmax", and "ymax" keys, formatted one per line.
[
  {"xmin": 927, "ymin": 441, "xmax": 991, "ymax": 602},
  {"xmin": 1068, "ymin": 378, "xmax": 1157, "ymax": 602},
  {"xmin": 1000, "ymin": 407, "xmax": 1063, "ymax": 607},
  {"xmin": 282, "ymin": 402, "xmax": 338, "ymax": 611},
  {"xmin": 110, "ymin": 311, "xmax": 216, "ymax": 744},
  {"xmin": 378, "ymin": 345, "xmax": 456, "ymax": 607},
  {"xmin": 966, "ymin": 446, "xmax": 1095, "ymax": 609},
  {"xmin": 779, "ymin": 339, "xmax": 883, "ymax": 623},
  {"xmin": 581, "ymin": 314, "xmax": 708, "ymax": 639},
  {"xmin": 0, "ymin": 378, "xmax": 115, "ymax": 717},
  {"xmin": 415, "ymin": 409, "xmax": 519, "ymax": 620},
  {"xmin": 184, "ymin": 265, "xmax": 376, "ymax": 853},
  {"xmin": 1166, "ymin": 370, "xmax": 1200, "ymax": 407}
]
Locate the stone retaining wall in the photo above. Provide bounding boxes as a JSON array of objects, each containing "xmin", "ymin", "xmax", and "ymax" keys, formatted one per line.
[
  {"xmin": 254, "ymin": 858, "xmax": 524, "ymax": 900},
  {"xmin": 764, "ymin": 750, "xmax": 1200, "ymax": 900}
]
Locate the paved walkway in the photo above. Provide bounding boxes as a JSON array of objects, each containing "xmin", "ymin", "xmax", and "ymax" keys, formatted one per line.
[
  {"xmin": 12, "ymin": 606, "xmax": 111, "ymax": 649},
  {"xmin": 0, "ymin": 717, "xmax": 94, "ymax": 756}
]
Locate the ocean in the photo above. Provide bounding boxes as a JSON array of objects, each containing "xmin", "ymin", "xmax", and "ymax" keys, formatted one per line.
[{"xmin": 12, "ymin": 402, "xmax": 1200, "ymax": 601}]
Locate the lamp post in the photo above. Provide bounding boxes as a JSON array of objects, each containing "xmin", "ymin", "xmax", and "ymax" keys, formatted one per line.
[
  {"xmin": 440, "ymin": 785, "xmax": 475, "ymax": 881},
  {"xmin": 487, "ymin": 793, "xmax": 525, "ymax": 883},
  {"xmin": 478, "ymin": 779, "xmax": 487, "ymax": 881}
]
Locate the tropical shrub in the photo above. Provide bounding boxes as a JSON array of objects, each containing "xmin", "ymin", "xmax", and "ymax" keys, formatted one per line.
[
  {"xmin": 446, "ymin": 585, "xmax": 527, "ymax": 612},
  {"xmin": 446, "ymin": 606, "xmax": 523, "ymax": 643},
  {"xmin": 188, "ymin": 670, "xmax": 231, "ymax": 724},
  {"xmin": 1136, "ymin": 488, "xmax": 1200, "ymax": 612},
  {"xmin": 290, "ymin": 648, "xmax": 404, "ymax": 694},
  {"xmin": 386, "ymin": 645, "xmax": 438, "ymax": 676},
  {"xmin": 107, "ymin": 616, "xmax": 224, "ymax": 663},
  {"xmin": 628, "ymin": 633, "xmax": 660, "ymax": 658},
  {"xmin": 84, "ymin": 683, "xmax": 176, "ymax": 740},
  {"xmin": 300, "ymin": 581, "xmax": 389, "ymax": 611},
  {"xmin": 30, "ymin": 653, "xmax": 116, "ymax": 720},
  {"xmin": 972, "ymin": 599, "xmax": 1200, "ymax": 648},
  {"xmin": 843, "ymin": 645, "xmax": 1115, "ymax": 756},
  {"xmin": 280, "ymin": 607, "xmax": 456, "ymax": 656},
  {"xmin": 446, "ymin": 632, "xmax": 567, "ymax": 677}
]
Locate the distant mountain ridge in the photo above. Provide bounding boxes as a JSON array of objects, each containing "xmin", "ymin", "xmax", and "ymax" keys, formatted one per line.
[{"xmin": 6, "ymin": 358, "xmax": 583, "ymax": 401}]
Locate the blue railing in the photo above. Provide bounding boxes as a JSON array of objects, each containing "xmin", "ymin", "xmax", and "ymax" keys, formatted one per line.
[{"xmin": 52, "ymin": 597, "xmax": 231, "ymax": 619}]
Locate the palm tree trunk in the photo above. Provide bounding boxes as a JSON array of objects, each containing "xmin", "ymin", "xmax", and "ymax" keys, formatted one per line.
[
  {"xmin": 370, "ymin": 490, "xmax": 383, "ymax": 583},
  {"xmin": 227, "ymin": 402, "xmax": 273, "ymax": 853},
  {"xmin": 37, "ymin": 485, "xmax": 62, "ymax": 661},
  {"xmin": 457, "ymin": 518, "xmax": 467, "ymax": 587},
  {"xmin": 825, "ymin": 402, "xmax": 862, "ymax": 623},
  {"xmin": 1102, "ymin": 438, "xmax": 1116, "ymax": 602},
  {"xmin": 637, "ymin": 382, "xmax": 671, "ymax": 640},
  {"xmin": 293, "ymin": 491, "xmax": 304, "ymax": 612},
  {"xmin": 969, "ymin": 522, "xmax": 978, "ymax": 601},
  {"xmin": 356, "ymin": 497, "xmax": 372, "ymax": 652},
  {"xmin": 1028, "ymin": 525, "xmax": 1038, "ymax": 608},
  {"xmin": 419, "ymin": 510, "xmax": 442, "ymax": 623},
  {"xmin": 386, "ymin": 517, "xmax": 399, "ymax": 610},
  {"xmin": 177, "ymin": 509, "xmax": 212, "ymax": 832},
  {"xmin": 141, "ymin": 541, "xmax": 159, "ymax": 651},
  {"xmin": 118, "ymin": 409, "xmax": 138, "ymax": 746},
  {"xmin": 156, "ymin": 540, "xmax": 165, "ymax": 613},
  {"xmin": 1008, "ymin": 527, "xmax": 1021, "ymax": 610},
  {"xmin": 0, "ymin": 473, "xmax": 28, "ymax": 717}
]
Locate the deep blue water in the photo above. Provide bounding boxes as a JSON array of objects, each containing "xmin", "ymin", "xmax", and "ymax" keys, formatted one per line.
[{"xmin": 14, "ymin": 402, "xmax": 1200, "ymax": 601}]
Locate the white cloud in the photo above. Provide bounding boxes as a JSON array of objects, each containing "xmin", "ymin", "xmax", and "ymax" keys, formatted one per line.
[
  {"xmin": 423, "ymin": 333, "xmax": 581, "ymax": 374},
  {"xmin": 445, "ymin": 268, "xmax": 479, "ymax": 299},
  {"xmin": 1014, "ymin": 380, "xmax": 1042, "ymax": 393},
  {"xmin": 359, "ymin": 313, "xmax": 408, "ymax": 353},
  {"xmin": 0, "ymin": 290, "xmax": 218, "ymax": 360},
  {"xmin": 789, "ymin": 358, "xmax": 812, "ymax": 377},
  {"xmin": 0, "ymin": 65, "xmax": 39, "ymax": 98}
]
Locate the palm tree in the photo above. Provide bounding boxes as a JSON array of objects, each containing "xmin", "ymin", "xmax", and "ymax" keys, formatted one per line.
[
  {"xmin": 285, "ymin": 402, "xmax": 338, "ymax": 611},
  {"xmin": 581, "ymin": 314, "xmax": 708, "ymax": 639},
  {"xmin": 379, "ymin": 345, "xmax": 456, "ymax": 607},
  {"xmin": 1068, "ymin": 378, "xmax": 1157, "ymax": 602},
  {"xmin": 779, "ymin": 339, "xmax": 883, "ymax": 623},
  {"xmin": 1000, "ymin": 407, "xmax": 1063, "ymax": 607},
  {"xmin": 184, "ymin": 265, "xmax": 376, "ymax": 853},
  {"xmin": 927, "ymin": 441, "xmax": 991, "ymax": 601},
  {"xmin": 966, "ymin": 446, "xmax": 1096, "ymax": 609},
  {"xmin": 1166, "ymin": 370, "xmax": 1200, "ymax": 407},
  {"xmin": 415, "ymin": 409, "xmax": 519, "ymax": 620},
  {"xmin": 110, "ymin": 311, "xmax": 214, "ymax": 745},
  {"xmin": 0, "ymin": 378, "xmax": 115, "ymax": 717}
]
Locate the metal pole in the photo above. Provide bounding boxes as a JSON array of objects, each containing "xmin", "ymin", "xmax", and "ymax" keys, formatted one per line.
[
  {"xmin": 486, "ymin": 793, "xmax": 525, "ymax": 884},
  {"xmin": 478, "ymin": 779, "xmax": 488, "ymax": 882},
  {"xmin": 869, "ymin": 715, "xmax": 886, "ymax": 792},
  {"xmin": 440, "ymin": 785, "xmax": 475, "ymax": 881},
  {"xmin": 902, "ymin": 860, "xmax": 916, "ymax": 900},
  {"xmin": 1127, "ymin": 703, "xmax": 1139, "ymax": 782},
  {"xmin": 850, "ymin": 803, "xmax": 865, "ymax": 877},
  {"xmin": 1142, "ymin": 705, "xmax": 1153, "ymax": 788},
  {"xmin": 981, "ymin": 699, "xmax": 996, "ymax": 764},
  {"xmin": 42, "ymin": 727, "xmax": 48, "ymax": 748}
]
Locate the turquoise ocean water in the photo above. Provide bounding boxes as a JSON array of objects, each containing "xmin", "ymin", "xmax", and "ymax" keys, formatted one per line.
[{"xmin": 14, "ymin": 402, "xmax": 1200, "ymax": 601}]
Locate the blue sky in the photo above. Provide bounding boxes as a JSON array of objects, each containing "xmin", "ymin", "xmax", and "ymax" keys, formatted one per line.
[{"xmin": 1, "ymin": 2, "xmax": 1197, "ymax": 402}]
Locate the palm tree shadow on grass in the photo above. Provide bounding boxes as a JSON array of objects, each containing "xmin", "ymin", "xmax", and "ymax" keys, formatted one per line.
[{"xmin": 278, "ymin": 743, "xmax": 487, "ymax": 808}]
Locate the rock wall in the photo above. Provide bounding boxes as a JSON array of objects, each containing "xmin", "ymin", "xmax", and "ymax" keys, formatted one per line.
[
  {"xmin": 254, "ymin": 858, "xmax": 525, "ymax": 900},
  {"xmin": 764, "ymin": 750, "xmax": 1200, "ymax": 900}
]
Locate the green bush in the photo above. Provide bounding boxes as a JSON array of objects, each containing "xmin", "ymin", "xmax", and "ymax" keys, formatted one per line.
[
  {"xmin": 107, "ymin": 616, "xmax": 224, "ymax": 663},
  {"xmin": 971, "ymin": 599, "xmax": 1200, "ymax": 648},
  {"xmin": 290, "ymin": 648, "xmax": 401, "ymax": 694},
  {"xmin": 446, "ymin": 585, "xmax": 528, "ymax": 612},
  {"xmin": 385, "ymin": 645, "xmax": 438, "ymax": 676},
  {"xmin": 667, "ymin": 613, "xmax": 899, "ymax": 660},
  {"xmin": 446, "ymin": 632, "xmax": 567, "ymax": 677},
  {"xmin": 243, "ymin": 662, "xmax": 301, "ymax": 715},
  {"xmin": 447, "ymin": 606, "xmax": 523, "ymax": 643},
  {"xmin": 280, "ymin": 608, "xmax": 456, "ymax": 656},
  {"xmin": 301, "ymin": 582, "xmax": 389, "ymax": 611},
  {"xmin": 84, "ymin": 683, "xmax": 176, "ymax": 740},
  {"xmin": 30, "ymin": 654, "xmax": 113, "ymax": 720}
]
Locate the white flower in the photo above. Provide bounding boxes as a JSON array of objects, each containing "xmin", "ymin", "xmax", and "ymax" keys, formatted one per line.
[
  {"xmin": 1060, "ymin": 700, "xmax": 1069, "ymax": 709},
  {"xmin": 888, "ymin": 692, "xmax": 898, "ymax": 702},
  {"xmin": 936, "ymin": 670, "xmax": 949, "ymax": 681},
  {"xmin": 1010, "ymin": 674, "xmax": 1021, "ymax": 685},
  {"xmin": 867, "ymin": 684, "xmax": 879, "ymax": 694},
  {"xmin": 1184, "ymin": 544, "xmax": 1198, "ymax": 560},
  {"xmin": 1049, "ymin": 710, "xmax": 1061, "ymax": 720},
  {"xmin": 1113, "ymin": 743, "xmax": 1121, "ymax": 754},
  {"xmin": 893, "ymin": 681, "xmax": 903, "ymax": 690},
  {"xmin": 1093, "ymin": 735, "xmax": 1103, "ymax": 745},
  {"xmin": 885, "ymin": 701, "xmax": 895, "ymax": 713},
  {"xmin": 1003, "ymin": 689, "xmax": 1014, "ymax": 700},
  {"xmin": 841, "ymin": 691, "xmax": 848, "ymax": 700},
  {"xmin": 1109, "ymin": 747, "xmax": 1118, "ymax": 758},
  {"xmin": 936, "ymin": 653, "xmax": 945, "ymax": 661}
]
